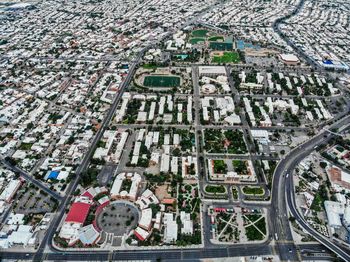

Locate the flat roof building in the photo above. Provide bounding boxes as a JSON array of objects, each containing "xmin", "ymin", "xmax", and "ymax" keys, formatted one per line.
[
  {"xmin": 78, "ymin": 224, "xmax": 101, "ymax": 246},
  {"xmin": 279, "ymin": 53, "xmax": 300, "ymax": 65},
  {"xmin": 163, "ymin": 213, "xmax": 178, "ymax": 243},
  {"xmin": 139, "ymin": 208, "xmax": 152, "ymax": 231},
  {"xmin": 0, "ymin": 179, "xmax": 21, "ymax": 203},
  {"xmin": 65, "ymin": 202, "xmax": 91, "ymax": 224},
  {"xmin": 198, "ymin": 66, "xmax": 226, "ymax": 77}
]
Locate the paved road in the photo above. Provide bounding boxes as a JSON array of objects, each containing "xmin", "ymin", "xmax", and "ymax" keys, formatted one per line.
[
  {"xmin": 115, "ymin": 123, "xmax": 310, "ymax": 131},
  {"xmin": 271, "ymin": 114, "xmax": 350, "ymax": 261},
  {"xmin": 31, "ymin": 49, "xmax": 146, "ymax": 262},
  {"xmin": 1, "ymin": 159, "xmax": 62, "ymax": 200},
  {"xmin": 285, "ymin": 136, "xmax": 350, "ymax": 261},
  {"xmin": 1, "ymin": 0, "xmax": 349, "ymax": 260},
  {"xmin": 0, "ymin": 245, "xmax": 272, "ymax": 261},
  {"xmin": 28, "ymin": 6, "xmax": 224, "ymax": 261},
  {"xmin": 2, "ymin": 243, "xmax": 334, "ymax": 261},
  {"xmin": 299, "ymin": 243, "xmax": 335, "ymax": 261},
  {"xmin": 205, "ymin": 154, "xmax": 279, "ymax": 161},
  {"xmin": 273, "ymin": 0, "xmax": 323, "ymax": 71}
]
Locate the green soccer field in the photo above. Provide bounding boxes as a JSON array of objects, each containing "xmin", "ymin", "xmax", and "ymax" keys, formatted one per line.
[
  {"xmin": 191, "ymin": 29, "xmax": 208, "ymax": 37},
  {"xmin": 208, "ymin": 36, "xmax": 225, "ymax": 42},
  {"xmin": 190, "ymin": 37, "xmax": 206, "ymax": 44},
  {"xmin": 143, "ymin": 75, "xmax": 180, "ymax": 88},
  {"xmin": 212, "ymin": 52, "xmax": 240, "ymax": 63}
]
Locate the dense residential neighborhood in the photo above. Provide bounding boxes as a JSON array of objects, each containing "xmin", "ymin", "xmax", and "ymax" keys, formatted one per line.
[{"xmin": 0, "ymin": 0, "xmax": 350, "ymax": 261}]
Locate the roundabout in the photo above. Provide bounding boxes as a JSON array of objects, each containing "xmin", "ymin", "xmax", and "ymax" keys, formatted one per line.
[{"xmin": 96, "ymin": 201, "xmax": 139, "ymax": 237}]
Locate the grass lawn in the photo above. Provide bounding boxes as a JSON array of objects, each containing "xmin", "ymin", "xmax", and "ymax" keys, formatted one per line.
[
  {"xmin": 143, "ymin": 75, "xmax": 180, "ymax": 88},
  {"xmin": 213, "ymin": 52, "xmax": 240, "ymax": 63},
  {"xmin": 245, "ymin": 224, "xmax": 264, "ymax": 241},
  {"xmin": 97, "ymin": 140, "xmax": 107, "ymax": 148},
  {"xmin": 19, "ymin": 143, "xmax": 33, "ymax": 150},
  {"xmin": 190, "ymin": 37, "xmax": 206, "ymax": 44},
  {"xmin": 232, "ymin": 160, "xmax": 248, "ymax": 174},
  {"xmin": 204, "ymin": 129, "xmax": 247, "ymax": 154},
  {"xmin": 232, "ymin": 187, "xmax": 238, "ymax": 200},
  {"xmin": 242, "ymin": 186, "xmax": 264, "ymax": 195},
  {"xmin": 310, "ymin": 184, "xmax": 328, "ymax": 211},
  {"xmin": 310, "ymin": 192, "xmax": 323, "ymax": 211},
  {"xmin": 205, "ymin": 185, "xmax": 226, "ymax": 194},
  {"xmin": 254, "ymin": 217, "xmax": 266, "ymax": 235},
  {"xmin": 245, "ymin": 214, "xmax": 261, "ymax": 223},
  {"xmin": 213, "ymin": 160, "xmax": 227, "ymax": 173},
  {"xmin": 142, "ymin": 63, "xmax": 158, "ymax": 69},
  {"xmin": 192, "ymin": 29, "xmax": 208, "ymax": 37},
  {"xmin": 225, "ymin": 130, "xmax": 247, "ymax": 154},
  {"xmin": 204, "ymin": 129, "xmax": 225, "ymax": 153}
]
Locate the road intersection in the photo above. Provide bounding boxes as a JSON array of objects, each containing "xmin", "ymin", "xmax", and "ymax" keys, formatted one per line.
[{"xmin": 1, "ymin": 0, "xmax": 350, "ymax": 260}]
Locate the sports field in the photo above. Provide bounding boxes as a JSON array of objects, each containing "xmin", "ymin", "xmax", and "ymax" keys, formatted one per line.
[
  {"xmin": 190, "ymin": 37, "xmax": 205, "ymax": 44},
  {"xmin": 143, "ymin": 75, "xmax": 180, "ymax": 88},
  {"xmin": 212, "ymin": 52, "xmax": 240, "ymax": 63},
  {"xmin": 192, "ymin": 29, "xmax": 208, "ymax": 37},
  {"xmin": 208, "ymin": 36, "xmax": 224, "ymax": 42}
]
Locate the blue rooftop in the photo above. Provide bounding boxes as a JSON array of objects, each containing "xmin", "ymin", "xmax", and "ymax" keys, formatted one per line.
[
  {"xmin": 323, "ymin": 60, "xmax": 334, "ymax": 65},
  {"xmin": 236, "ymin": 40, "xmax": 260, "ymax": 50},
  {"xmin": 48, "ymin": 170, "xmax": 59, "ymax": 180}
]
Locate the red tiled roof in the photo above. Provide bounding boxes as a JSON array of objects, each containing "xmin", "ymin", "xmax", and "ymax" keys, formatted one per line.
[
  {"xmin": 65, "ymin": 202, "xmax": 91, "ymax": 224},
  {"xmin": 81, "ymin": 191, "xmax": 94, "ymax": 199},
  {"xmin": 134, "ymin": 230, "xmax": 145, "ymax": 241},
  {"xmin": 162, "ymin": 198, "xmax": 176, "ymax": 205}
]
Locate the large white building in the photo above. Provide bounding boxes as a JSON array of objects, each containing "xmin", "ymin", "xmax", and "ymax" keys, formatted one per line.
[
  {"xmin": 324, "ymin": 201, "xmax": 349, "ymax": 228},
  {"xmin": 0, "ymin": 179, "xmax": 21, "ymax": 203},
  {"xmin": 110, "ymin": 172, "xmax": 142, "ymax": 201},
  {"xmin": 180, "ymin": 211, "xmax": 193, "ymax": 235},
  {"xmin": 163, "ymin": 213, "xmax": 178, "ymax": 243},
  {"xmin": 198, "ymin": 66, "xmax": 226, "ymax": 77}
]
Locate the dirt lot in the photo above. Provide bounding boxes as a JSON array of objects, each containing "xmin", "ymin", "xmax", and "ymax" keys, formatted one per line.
[{"xmin": 155, "ymin": 184, "xmax": 171, "ymax": 200}]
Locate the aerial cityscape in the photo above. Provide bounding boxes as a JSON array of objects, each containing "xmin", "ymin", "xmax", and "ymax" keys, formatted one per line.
[{"xmin": 0, "ymin": 0, "xmax": 350, "ymax": 261}]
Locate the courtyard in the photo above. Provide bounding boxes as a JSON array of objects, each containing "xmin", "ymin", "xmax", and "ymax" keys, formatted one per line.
[{"xmin": 97, "ymin": 202, "xmax": 139, "ymax": 236}]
